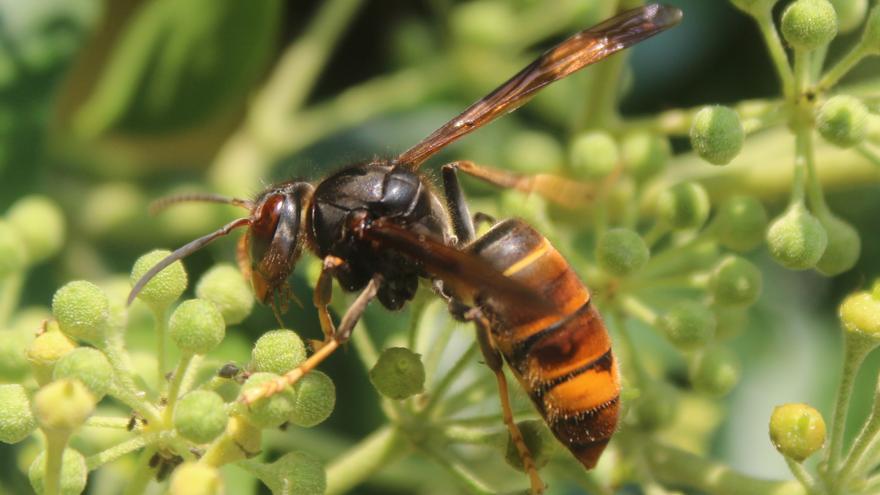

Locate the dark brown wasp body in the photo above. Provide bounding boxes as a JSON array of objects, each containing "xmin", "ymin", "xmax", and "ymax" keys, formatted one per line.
[{"xmin": 130, "ymin": 5, "xmax": 681, "ymax": 493}]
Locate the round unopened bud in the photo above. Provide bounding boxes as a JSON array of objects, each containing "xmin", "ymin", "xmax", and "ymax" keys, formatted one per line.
[
  {"xmin": 505, "ymin": 420, "xmax": 554, "ymax": 471},
  {"xmin": 53, "ymin": 347, "xmax": 113, "ymax": 401},
  {"xmin": 710, "ymin": 256, "xmax": 763, "ymax": 308},
  {"xmin": 0, "ymin": 327, "xmax": 34, "ymax": 382},
  {"xmin": 839, "ymin": 286, "xmax": 880, "ymax": 339},
  {"xmin": 569, "ymin": 131, "xmax": 619, "ymax": 179},
  {"xmin": 817, "ymin": 95, "xmax": 868, "ymax": 147},
  {"xmin": 690, "ymin": 106, "xmax": 745, "ymax": 165},
  {"xmin": 289, "ymin": 371, "xmax": 336, "ymax": 427},
  {"xmin": 369, "ymin": 347, "xmax": 425, "ymax": 400},
  {"xmin": 769, "ymin": 403, "xmax": 826, "ymax": 461},
  {"xmin": 241, "ymin": 373, "xmax": 296, "ymax": 428},
  {"xmin": 658, "ymin": 301, "xmax": 716, "ymax": 351},
  {"xmin": 130, "ymin": 250, "xmax": 187, "ymax": 311},
  {"xmin": 689, "ymin": 346, "xmax": 741, "ymax": 396},
  {"xmin": 621, "ymin": 132, "xmax": 671, "ymax": 180},
  {"xmin": 781, "ymin": 0, "xmax": 838, "ymax": 51},
  {"xmin": 816, "ymin": 214, "xmax": 861, "ymax": 275},
  {"xmin": 632, "ymin": 382, "xmax": 678, "ymax": 431},
  {"xmin": 0, "ymin": 384, "xmax": 36, "ymax": 443},
  {"xmin": 174, "ymin": 390, "xmax": 228, "ymax": 443},
  {"xmin": 28, "ymin": 448, "xmax": 87, "ymax": 495},
  {"xmin": 861, "ymin": 5, "xmax": 880, "ymax": 54},
  {"xmin": 261, "ymin": 451, "xmax": 327, "ymax": 495},
  {"xmin": 0, "ymin": 220, "xmax": 26, "ymax": 278},
  {"xmin": 6, "ymin": 196, "xmax": 65, "ymax": 265},
  {"xmin": 506, "ymin": 131, "xmax": 564, "ymax": 173},
  {"xmin": 196, "ymin": 264, "xmax": 254, "ymax": 325},
  {"xmin": 657, "ymin": 181, "xmax": 711, "ymax": 230},
  {"xmin": 767, "ymin": 204, "xmax": 828, "ymax": 270},
  {"xmin": 714, "ymin": 195, "xmax": 768, "ymax": 252},
  {"xmin": 169, "ymin": 462, "xmax": 222, "ymax": 495},
  {"xmin": 26, "ymin": 328, "xmax": 76, "ymax": 383},
  {"xmin": 169, "ymin": 299, "xmax": 225, "ymax": 355},
  {"xmin": 52, "ymin": 281, "xmax": 110, "ymax": 345},
  {"xmin": 832, "ymin": 0, "xmax": 868, "ymax": 33},
  {"xmin": 33, "ymin": 379, "xmax": 95, "ymax": 434},
  {"xmin": 596, "ymin": 228, "xmax": 649, "ymax": 277},
  {"xmin": 251, "ymin": 330, "xmax": 307, "ymax": 375},
  {"xmin": 714, "ymin": 306, "xmax": 750, "ymax": 340}
]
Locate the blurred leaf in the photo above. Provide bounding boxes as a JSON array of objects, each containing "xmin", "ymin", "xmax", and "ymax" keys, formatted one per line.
[{"xmin": 74, "ymin": 0, "xmax": 281, "ymax": 136}]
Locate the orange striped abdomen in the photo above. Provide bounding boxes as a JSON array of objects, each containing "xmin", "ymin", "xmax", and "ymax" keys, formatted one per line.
[{"xmin": 469, "ymin": 219, "xmax": 620, "ymax": 469}]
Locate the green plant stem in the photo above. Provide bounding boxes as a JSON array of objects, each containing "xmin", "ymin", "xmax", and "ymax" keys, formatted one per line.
[
  {"xmin": 421, "ymin": 341, "xmax": 479, "ymax": 416},
  {"xmin": 441, "ymin": 425, "xmax": 503, "ymax": 445},
  {"xmin": 865, "ymin": 473, "xmax": 880, "ymax": 494},
  {"xmin": 791, "ymin": 130, "xmax": 808, "ymax": 206},
  {"xmin": 619, "ymin": 296, "xmax": 658, "ymax": 327},
  {"xmin": 417, "ymin": 442, "xmax": 495, "ymax": 495},
  {"xmin": 422, "ymin": 317, "xmax": 457, "ymax": 387},
  {"xmin": 621, "ymin": 99, "xmax": 784, "ymax": 136},
  {"xmin": 326, "ymin": 426, "xmax": 407, "ymax": 495},
  {"xmin": 0, "ymin": 272, "xmax": 23, "ymax": 326},
  {"xmin": 611, "ymin": 310, "xmax": 649, "ymax": 386},
  {"xmin": 784, "ymin": 457, "xmax": 820, "ymax": 495},
  {"xmin": 86, "ymin": 434, "xmax": 157, "ymax": 470},
  {"xmin": 855, "ymin": 144, "xmax": 880, "ymax": 167},
  {"xmin": 99, "ymin": 339, "xmax": 162, "ymax": 424},
  {"xmin": 818, "ymin": 45, "xmax": 868, "ymax": 92},
  {"xmin": 440, "ymin": 410, "xmax": 538, "ymax": 427},
  {"xmin": 162, "ymin": 353, "xmax": 193, "ymax": 425},
  {"xmin": 836, "ymin": 389, "xmax": 880, "ymax": 486},
  {"xmin": 754, "ymin": 9, "xmax": 795, "ymax": 99},
  {"xmin": 825, "ymin": 334, "xmax": 876, "ymax": 476},
  {"xmin": 575, "ymin": 53, "xmax": 627, "ymax": 132},
  {"xmin": 84, "ymin": 416, "xmax": 132, "ymax": 429},
  {"xmin": 42, "ymin": 432, "xmax": 68, "ymax": 495},
  {"xmin": 644, "ymin": 439, "xmax": 805, "ymax": 495},
  {"xmin": 123, "ymin": 446, "xmax": 156, "ymax": 495},
  {"xmin": 152, "ymin": 307, "xmax": 168, "ymax": 394}
]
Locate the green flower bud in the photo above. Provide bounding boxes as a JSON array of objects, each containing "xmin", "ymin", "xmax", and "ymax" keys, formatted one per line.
[
  {"xmin": 657, "ymin": 181, "xmax": 711, "ymax": 230},
  {"xmin": 289, "ymin": 371, "xmax": 336, "ymax": 427},
  {"xmin": 632, "ymin": 382, "xmax": 678, "ymax": 431},
  {"xmin": 33, "ymin": 379, "xmax": 95, "ymax": 434},
  {"xmin": 28, "ymin": 448, "xmax": 87, "ymax": 495},
  {"xmin": 596, "ymin": 228, "xmax": 649, "ymax": 277},
  {"xmin": 730, "ymin": 0, "xmax": 776, "ymax": 16},
  {"xmin": 0, "ymin": 384, "xmax": 36, "ymax": 443},
  {"xmin": 569, "ymin": 131, "xmax": 619, "ymax": 179},
  {"xmin": 52, "ymin": 281, "xmax": 110, "ymax": 345},
  {"xmin": 196, "ymin": 263, "xmax": 254, "ymax": 325},
  {"xmin": 838, "ymin": 285, "xmax": 880, "ymax": 340},
  {"xmin": 689, "ymin": 346, "xmax": 741, "ymax": 396},
  {"xmin": 817, "ymin": 95, "xmax": 868, "ymax": 147},
  {"xmin": 369, "ymin": 347, "xmax": 425, "ymax": 400},
  {"xmin": 6, "ymin": 196, "xmax": 65, "ymax": 265},
  {"xmin": 0, "ymin": 220, "xmax": 26, "ymax": 278},
  {"xmin": 714, "ymin": 305, "xmax": 750, "ymax": 340},
  {"xmin": 505, "ymin": 131, "xmax": 564, "ymax": 173},
  {"xmin": 169, "ymin": 299, "xmax": 225, "ymax": 355},
  {"xmin": 621, "ymin": 131, "xmax": 670, "ymax": 180},
  {"xmin": 202, "ymin": 415, "xmax": 262, "ymax": 466},
  {"xmin": 254, "ymin": 451, "xmax": 326, "ymax": 495},
  {"xmin": 658, "ymin": 301, "xmax": 716, "ymax": 351},
  {"xmin": 26, "ymin": 328, "xmax": 77, "ymax": 384},
  {"xmin": 169, "ymin": 462, "xmax": 222, "ymax": 495},
  {"xmin": 241, "ymin": 372, "xmax": 296, "ymax": 428},
  {"xmin": 0, "ymin": 327, "xmax": 34, "ymax": 382},
  {"xmin": 861, "ymin": 5, "xmax": 880, "ymax": 54},
  {"xmin": 710, "ymin": 256, "xmax": 763, "ymax": 308},
  {"xmin": 767, "ymin": 204, "xmax": 828, "ymax": 270},
  {"xmin": 690, "ymin": 105, "xmax": 745, "ymax": 165},
  {"xmin": 816, "ymin": 214, "xmax": 860, "ymax": 275},
  {"xmin": 769, "ymin": 403, "xmax": 826, "ymax": 461},
  {"xmin": 53, "ymin": 347, "xmax": 113, "ymax": 401},
  {"xmin": 451, "ymin": 0, "xmax": 517, "ymax": 47},
  {"xmin": 173, "ymin": 390, "xmax": 228, "ymax": 443},
  {"xmin": 130, "ymin": 249, "xmax": 187, "ymax": 311},
  {"xmin": 781, "ymin": 0, "xmax": 838, "ymax": 51},
  {"xmin": 505, "ymin": 420, "xmax": 554, "ymax": 472},
  {"xmin": 714, "ymin": 195, "xmax": 768, "ymax": 252},
  {"xmin": 251, "ymin": 330, "xmax": 307, "ymax": 375},
  {"xmin": 832, "ymin": 0, "xmax": 868, "ymax": 33}
]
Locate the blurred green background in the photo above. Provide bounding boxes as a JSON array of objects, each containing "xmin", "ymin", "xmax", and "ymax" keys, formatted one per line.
[{"xmin": 2, "ymin": 0, "xmax": 880, "ymax": 493}]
